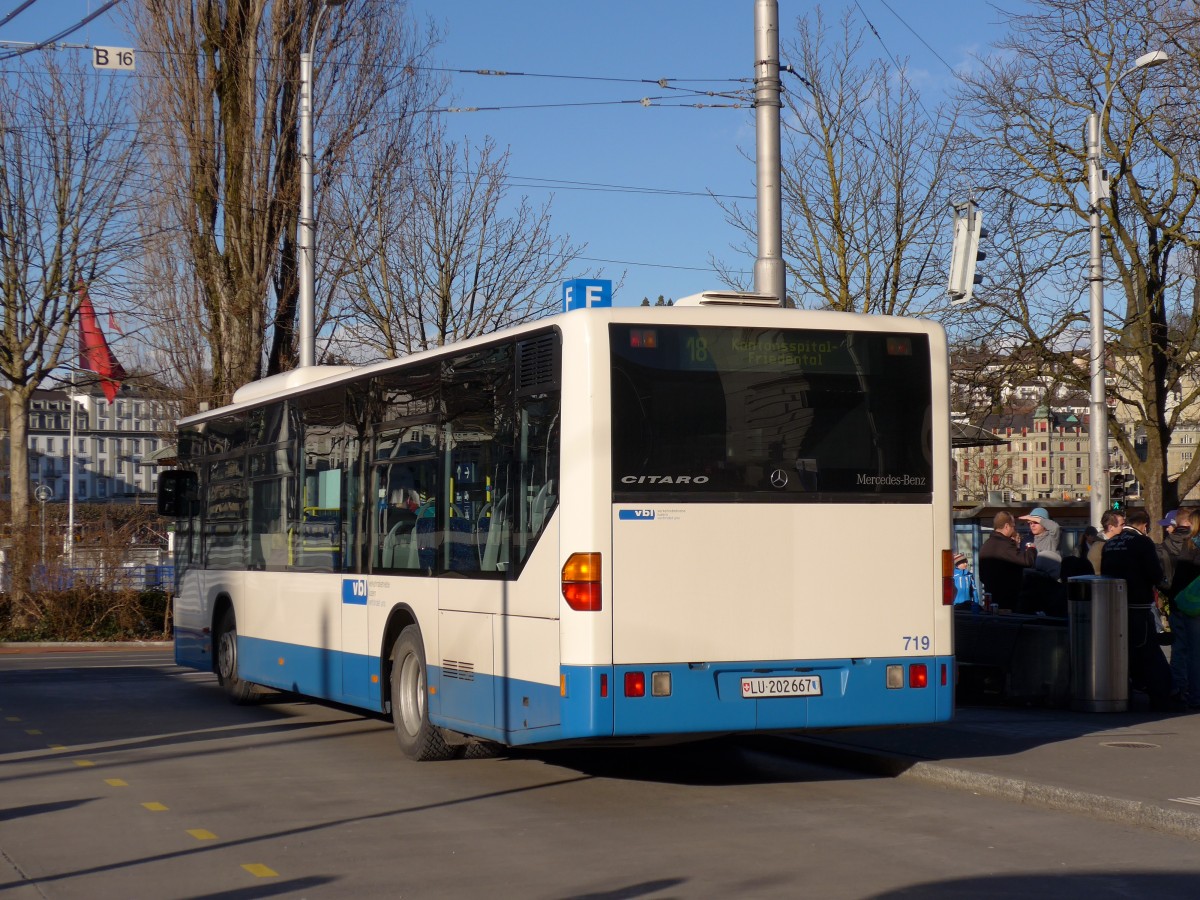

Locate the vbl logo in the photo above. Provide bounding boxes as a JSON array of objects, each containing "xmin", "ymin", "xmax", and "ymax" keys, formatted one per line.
[{"xmin": 619, "ymin": 509, "xmax": 655, "ymax": 521}]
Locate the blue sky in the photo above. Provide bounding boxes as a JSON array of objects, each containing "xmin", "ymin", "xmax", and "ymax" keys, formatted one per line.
[
  {"xmin": 1, "ymin": 1, "xmax": 1017, "ymax": 308},
  {"xmin": 406, "ymin": 0, "xmax": 1015, "ymax": 307}
]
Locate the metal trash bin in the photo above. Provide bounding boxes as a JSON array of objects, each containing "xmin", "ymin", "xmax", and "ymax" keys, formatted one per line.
[{"xmin": 1067, "ymin": 576, "xmax": 1128, "ymax": 712}]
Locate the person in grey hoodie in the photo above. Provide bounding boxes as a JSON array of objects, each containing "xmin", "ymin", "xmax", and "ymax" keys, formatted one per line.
[{"xmin": 1019, "ymin": 506, "xmax": 1062, "ymax": 579}]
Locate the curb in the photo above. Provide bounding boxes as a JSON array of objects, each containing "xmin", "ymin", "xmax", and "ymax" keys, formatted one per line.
[{"xmin": 773, "ymin": 735, "xmax": 1200, "ymax": 842}]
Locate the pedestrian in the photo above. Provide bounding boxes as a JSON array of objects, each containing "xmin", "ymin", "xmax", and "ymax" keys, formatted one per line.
[
  {"xmin": 978, "ymin": 511, "xmax": 1036, "ymax": 610},
  {"xmin": 952, "ymin": 553, "xmax": 979, "ymax": 608},
  {"xmin": 1088, "ymin": 509, "xmax": 1124, "ymax": 574},
  {"xmin": 1101, "ymin": 508, "xmax": 1178, "ymax": 710},
  {"xmin": 1019, "ymin": 506, "xmax": 1063, "ymax": 579},
  {"xmin": 1160, "ymin": 508, "xmax": 1200, "ymax": 709},
  {"xmin": 1078, "ymin": 525, "xmax": 1100, "ymax": 559}
]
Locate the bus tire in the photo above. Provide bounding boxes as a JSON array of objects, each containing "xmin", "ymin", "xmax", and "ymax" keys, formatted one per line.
[
  {"xmin": 388, "ymin": 628, "xmax": 453, "ymax": 763},
  {"xmin": 390, "ymin": 626, "xmax": 454, "ymax": 761},
  {"xmin": 216, "ymin": 609, "xmax": 258, "ymax": 705}
]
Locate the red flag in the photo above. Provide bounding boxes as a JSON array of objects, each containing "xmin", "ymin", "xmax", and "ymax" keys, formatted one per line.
[{"xmin": 78, "ymin": 283, "xmax": 126, "ymax": 403}]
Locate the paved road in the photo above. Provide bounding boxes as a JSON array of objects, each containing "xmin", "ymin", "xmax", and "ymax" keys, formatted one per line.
[{"xmin": 3, "ymin": 645, "xmax": 1200, "ymax": 899}]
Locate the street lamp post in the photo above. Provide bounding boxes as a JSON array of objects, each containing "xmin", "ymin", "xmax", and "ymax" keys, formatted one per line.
[
  {"xmin": 298, "ymin": 0, "xmax": 348, "ymax": 369},
  {"xmin": 1087, "ymin": 49, "xmax": 1169, "ymax": 526},
  {"xmin": 752, "ymin": 0, "xmax": 785, "ymax": 306}
]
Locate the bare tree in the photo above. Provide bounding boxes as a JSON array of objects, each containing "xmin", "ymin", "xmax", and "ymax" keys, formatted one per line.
[
  {"xmin": 131, "ymin": 0, "xmax": 440, "ymax": 402},
  {"xmin": 330, "ymin": 125, "xmax": 585, "ymax": 359},
  {"xmin": 957, "ymin": 0, "xmax": 1200, "ymax": 525},
  {"xmin": 0, "ymin": 53, "xmax": 142, "ymax": 544},
  {"xmin": 718, "ymin": 7, "xmax": 959, "ymax": 314}
]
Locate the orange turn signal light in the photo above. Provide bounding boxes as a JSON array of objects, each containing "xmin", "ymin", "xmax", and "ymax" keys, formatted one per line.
[{"xmin": 562, "ymin": 552, "xmax": 602, "ymax": 611}]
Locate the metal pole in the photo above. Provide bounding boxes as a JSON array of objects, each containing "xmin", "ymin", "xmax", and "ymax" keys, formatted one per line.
[
  {"xmin": 67, "ymin": 367, "xmax": 76, "ymax": 565},
  {"xmin": 753, "ymin": 0, "xmax": 785, "ymax": 305},
  {"xmin": 1085, "ymin": 52, "xmax": 1168, "ymax": 524},
  {"xmin": 298, "ymin": 46, "xmax": 316, "ymax": 368},
  {"xmin": 297, "ymin": 0, "xmax": 347, "ymax": 369},
  {"xmin": 1087, "ymin": 110, "xmax": 1108, "ymax": 525}
]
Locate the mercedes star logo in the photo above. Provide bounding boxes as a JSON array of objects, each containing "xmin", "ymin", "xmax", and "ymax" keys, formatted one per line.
[{"xmin": 770, "ymin": 469, "xmax": 789, "ymax": 489}]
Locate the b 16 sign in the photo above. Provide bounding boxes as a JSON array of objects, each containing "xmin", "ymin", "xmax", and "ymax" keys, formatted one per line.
[
  {"xmin": 563, "ymin": 279, "xmax": 612, "ymax": 312},
  {"xmin": 93, "ymin": 47, "xmax": 136, "ymax": 70}
]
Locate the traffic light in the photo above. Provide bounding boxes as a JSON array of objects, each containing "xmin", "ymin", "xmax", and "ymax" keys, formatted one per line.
[
  {"xmin": 947, "ymin": 200, "xmax": 987, "ymax": 304},
  {"xmin": 1110, "ymin": 472, "xmax": 1126, "ymax": 511}
]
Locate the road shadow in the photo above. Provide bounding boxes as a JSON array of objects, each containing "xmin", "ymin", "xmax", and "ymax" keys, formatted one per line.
[
  {"xmin": 510, "ymin": 734, "xmax": 866, "ymax": 786},
  {"xmin": 0, "ymin": 798, "xmax": 96, "ymax": 821},
  {"xmin": 868, "ymin": 871, "xmax": 1200, "ymax": 899}
]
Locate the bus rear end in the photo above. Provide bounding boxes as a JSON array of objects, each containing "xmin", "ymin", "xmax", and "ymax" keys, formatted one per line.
[{"xmin": 594, "ymin": 313, "xmax": 953, "ymax": 739}]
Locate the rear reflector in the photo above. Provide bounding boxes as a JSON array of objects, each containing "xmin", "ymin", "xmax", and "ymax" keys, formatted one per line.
[
  {"xmin": 562, "ymin": 552, "xmax": 602, "ymax": 611},
  {"xmin": 651, "ymin": 671, "xmax": 672, "ymax": 697},
  {"xmin": 624, "ymin": 671, "xmax": 645, "ymax": 697}
]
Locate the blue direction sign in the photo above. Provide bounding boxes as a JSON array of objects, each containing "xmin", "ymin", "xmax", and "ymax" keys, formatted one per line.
[{"xmin": 563, "ymin": 279, "xmax": 612, "ymax": 312}]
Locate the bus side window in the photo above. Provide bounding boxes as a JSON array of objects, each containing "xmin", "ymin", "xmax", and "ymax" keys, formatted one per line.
[{"xmin": 514, "ymin": 397, "xmax": 559, "ymax": 565}]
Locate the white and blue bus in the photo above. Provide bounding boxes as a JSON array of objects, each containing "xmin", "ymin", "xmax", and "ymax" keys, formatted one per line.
[{"xmin": 158, "ymin": 293, "xmax": 955, "ymax": 760}]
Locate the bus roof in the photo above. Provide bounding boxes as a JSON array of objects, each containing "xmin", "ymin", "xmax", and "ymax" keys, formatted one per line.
[{"xmin": 180, "ymin": 303, "xmax": 945, "ymax": 427}]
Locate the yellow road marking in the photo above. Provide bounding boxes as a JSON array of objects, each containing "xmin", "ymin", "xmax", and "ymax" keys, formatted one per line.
[
  {"xmin": 73, "ymin": 760, "xmax": 95, "ymax": 767},
  {"xmin": 4, "ymin": 716, "xmax": 19, "ymax": 722},
  {"xmin": 25, "ymin": 729, "xmax": 42, "ymax": 735},
  {"xmin": 142, "ymin": 802, "xmax": 169, "ymax": 812},
  {"xmin": 48, "ymin": 744, "xmax": 66, "ymax": 750},
  {"xmin": 105, "ymin": 778, "xmax": 128, "ymax": 787},
  {"xmin": 187, "ymin": 829, "xmax": 218, "ymax": 841},
  {"xmin": 242, "ymin": 864, "xmax": 278, "ymax": 878}
]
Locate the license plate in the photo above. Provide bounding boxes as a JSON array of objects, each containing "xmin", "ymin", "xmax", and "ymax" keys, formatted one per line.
[{"xmin": 741, "ymin": 675, "xmax": 822, "ymax": 698}]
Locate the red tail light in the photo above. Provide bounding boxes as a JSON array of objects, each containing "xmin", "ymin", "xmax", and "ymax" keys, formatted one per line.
[
  {"xmin": 562, "ymin": 552, "xmax": 602, "ymax": 611},
  {"xmin": 624, "ymin": 671, "xmax": 646, "ymax": 697},
  {"xmin": 909, "ymin": 664, "xmax": 928, "ymax": 688}
]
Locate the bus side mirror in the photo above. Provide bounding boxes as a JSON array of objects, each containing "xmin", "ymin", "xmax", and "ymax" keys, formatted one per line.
[{"xmin": 158, "ymin": 470, "xmax": 199, "ymax": 517}]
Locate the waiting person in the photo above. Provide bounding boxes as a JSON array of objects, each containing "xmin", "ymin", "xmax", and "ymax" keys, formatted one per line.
[
  {"xmin": 1160, "ymin": 508, "xmax": 1200, "ymax": 708},
  {"xmin": 1101, "ymin": 508, "xmax": 1177, "ymax": 710},
  {"xmin": 952, "ymin": 553, "xmax": 979, "ymax": 608},
  {"xmin": 978, "ymin": 511, "xmax": 1036, "ymax": 610},
  {"xmin": 1019, "ymin": 506, "xmax": 1063, "ymax": 579},
  {"xmin": 1078, "ymin": 525, "xmax": 1100, "ymax": 559},
  {"xmin": 1088, "ymin": 509, "xmax": 1125, "ymax": 574}
]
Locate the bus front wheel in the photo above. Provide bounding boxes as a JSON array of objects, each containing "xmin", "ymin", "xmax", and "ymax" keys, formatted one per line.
[
  {"xmin": 216, "ymin": 609, "xmax": 258, "ymax": 705},
  {"xmin": 390, "ymin": 626, "xmax": 454, "ymax": 761}
]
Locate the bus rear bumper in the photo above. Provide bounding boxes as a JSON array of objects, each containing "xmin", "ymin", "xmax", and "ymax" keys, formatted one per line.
[{"xmin": 557, "ymin": 656, "xmax": 954, "ymax": 741}]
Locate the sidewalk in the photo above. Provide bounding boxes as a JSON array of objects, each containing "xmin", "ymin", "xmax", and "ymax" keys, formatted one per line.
[{"xmin": 778, "ymin": 703, "xmax": 1200, "ymax": 841}]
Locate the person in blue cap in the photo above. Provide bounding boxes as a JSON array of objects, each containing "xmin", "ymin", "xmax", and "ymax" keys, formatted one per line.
[{"xmin": 1019, "ymin": 506, "xmax": 1063, "ymax": 580}]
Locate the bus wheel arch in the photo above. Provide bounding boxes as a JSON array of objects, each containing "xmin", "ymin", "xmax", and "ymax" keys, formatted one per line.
[{"xmin": 388, "ymin": 623, "xmax": 455, "ymax": 761}]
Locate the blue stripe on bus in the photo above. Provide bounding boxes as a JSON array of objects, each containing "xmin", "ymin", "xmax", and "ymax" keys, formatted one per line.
[
  {"xmin": 230, "ymin": 634, "xmax": 953, "ymax": 745},
  {"xmin": 237, "ymin": 635, "xmax": 383, "ymax": 710}
]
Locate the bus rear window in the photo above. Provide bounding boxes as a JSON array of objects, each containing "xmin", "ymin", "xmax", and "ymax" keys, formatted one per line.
[{"xmin": 610, "ymin": 324, "xmax": 933, "ymax": 502}]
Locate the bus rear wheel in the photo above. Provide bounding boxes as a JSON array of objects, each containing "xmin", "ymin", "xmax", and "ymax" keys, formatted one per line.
[
  {"xmin": 390, "ymin": 626, "xmax": 454, "ymax": 761},
  {"xmin": 216, "ymin": 609, "xmax": 258, "ymax": 705}
]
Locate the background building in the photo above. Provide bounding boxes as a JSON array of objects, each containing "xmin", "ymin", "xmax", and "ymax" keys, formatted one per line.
[{"xmin": 1, "ymin": 385, "xmax": 178, "ymax": 504}]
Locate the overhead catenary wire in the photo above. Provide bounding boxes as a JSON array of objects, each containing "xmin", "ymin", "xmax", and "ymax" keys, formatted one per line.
[
  {"xmin": 0, "ymin": 0, "xmax": 125, "ymax": 62},
  {"xmin": 0, "ymin": 0, "xmax": 43, "ymax": 31},
  {"xmin": 0, "ymin": 23, "xmax": 754, "ymax": 292}
]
